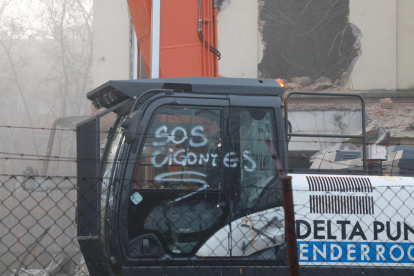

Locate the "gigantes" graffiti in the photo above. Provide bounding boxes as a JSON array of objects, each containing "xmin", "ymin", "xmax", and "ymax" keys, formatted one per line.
[{"xmin": 150, "ymin": 125, "xmax": 257, "ymax": 171}]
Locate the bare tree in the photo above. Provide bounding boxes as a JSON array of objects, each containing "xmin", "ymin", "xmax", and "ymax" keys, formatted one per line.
[
  {"xmin": 34, "ymin": 0, "xmax": 93, "ymax": 175},
  {"xmin": 37, "ymin": 0, "xmax": 93, "ymax": 118},
  {"xmin": 0, "ymin": 0, "xmax": 41, "ymax": 170},
  {"xmin": 0, "ymin": 2, "xmax": 92, "ymax": 274},
  {"xmin": 0, "ymin": 0, "xmax": 11, "ymax": 16},
  {"xmin": 0, "ymin": 0, "xmax": 93, "ymax": 175}
]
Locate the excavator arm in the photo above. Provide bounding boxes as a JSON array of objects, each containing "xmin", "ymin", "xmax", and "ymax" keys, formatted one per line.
[{"xmin": 127, "ymin": 0, "xmax": 220, "ymax": 78}]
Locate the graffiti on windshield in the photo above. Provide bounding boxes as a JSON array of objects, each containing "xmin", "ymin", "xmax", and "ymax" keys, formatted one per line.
[{"xmin": 149, "ymin": 124, "xmax": 257, "ymax": 185}]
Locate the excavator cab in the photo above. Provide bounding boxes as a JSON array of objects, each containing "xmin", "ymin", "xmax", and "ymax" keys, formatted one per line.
[{"xmin": 77, "ymin": 77, "xmax": 287, "ymax": 275}]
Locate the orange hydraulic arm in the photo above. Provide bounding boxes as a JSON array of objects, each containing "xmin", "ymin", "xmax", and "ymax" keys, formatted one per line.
[{"xmin": 127, "ymin": 0, "xmax": 220, "ymax": 78}]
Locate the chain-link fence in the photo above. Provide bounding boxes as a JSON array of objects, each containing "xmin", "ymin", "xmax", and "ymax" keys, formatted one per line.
[
  {"xmin": 0, "ymin": 96, "xmax": 413, "ymax": 276},
  {"xmin": 3, "ymin": 171, "xmax": 414, "ymax": 276},
  {"xmin": 0, "ymin": 175, "xmax": 84, "ymax": 275}
]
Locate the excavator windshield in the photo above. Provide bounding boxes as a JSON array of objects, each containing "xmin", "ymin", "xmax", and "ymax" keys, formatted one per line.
[
  {"xmin": 126, "ymin": 102, "xmax": 281, "ymax": 257},
  {"xmin": 130, "ymin": 106, "xmax": 224, "ymax": 254},
  {"xmin": 135, "ymin": 107, "xmax": 222, "ymax": 190}
]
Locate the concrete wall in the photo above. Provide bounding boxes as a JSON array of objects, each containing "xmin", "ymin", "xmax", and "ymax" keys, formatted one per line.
[
  {"xmin": 92, "ymin": 1, "xmax": 414, "ymax": 90},
  {"xmin": 289, "ymin": 109, "xmax": 363, "ymax": 151},
  {"xmin": 349, "ymin": 0, "xmax": 397, "ymax": 90},
  {"xmin": 397, "ymin": 0, "xmax": 414, "ymax": 90},
  {"xmin": 93, "ymin": 0, "xmax": 131, "ymax": 88},
  {"xmin": 217, "ymin": 0, "xmax": 259, "ymax": 78},
  {"xmin": 217, "ymin": 0, "xmax": 414, "ymax": 88},
  {"xmin": 349, "ymin": 0, "xmax": 414, "ymax": 91}
]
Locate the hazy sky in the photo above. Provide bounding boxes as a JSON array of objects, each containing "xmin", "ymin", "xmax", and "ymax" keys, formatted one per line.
[{"xmin": 1, "ymin": 0, "xmax": 93, "ymax": 37}]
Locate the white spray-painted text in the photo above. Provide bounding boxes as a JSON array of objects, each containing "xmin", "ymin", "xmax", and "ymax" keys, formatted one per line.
[{"xmin": 150, "ymin": 125, "xmax": 257, "ymax": 170}]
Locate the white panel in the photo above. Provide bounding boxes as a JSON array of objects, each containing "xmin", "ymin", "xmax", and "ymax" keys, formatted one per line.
[
  {"xmin": 292, "ymin": 174, "xmax": 414, "ymax": 267},
  {"xmin": 196, "ymin": 225, "xmax": 230, "ymax": 257},
  {"xmin": 197, "ymin": 208, "xmax": 285, "ymax": 257},
  {"xmin": 231, "ymin": 208, "xmax": 285, "ymax": 257}
]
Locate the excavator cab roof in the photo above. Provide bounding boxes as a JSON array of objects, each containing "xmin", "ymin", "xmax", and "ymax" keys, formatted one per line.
[{"xmin": 87, "ymin": 77, "xmax": 285, "ymax": 110}]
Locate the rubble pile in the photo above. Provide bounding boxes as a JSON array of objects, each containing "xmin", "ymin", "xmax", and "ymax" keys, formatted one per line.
[
  {"xmin": 367, "ymin": 98, "xmax": 414, "ymax": 133},
  {"xmin": 284, "ymin": 71, "xmax": 350, "ymax": 92}
]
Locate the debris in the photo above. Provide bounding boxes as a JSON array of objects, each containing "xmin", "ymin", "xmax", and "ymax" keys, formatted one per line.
[
  {"xmin": 310, "ymin": 82, "xmax": 333, "ymax": 91},
  {"xmin": 340, "ymin": 71, "xmax": 349, "ymax": 86},
  {"xmin": 380, "ymin": 98, "xmax": 393, "ymax": 109},
  {"xmin": 291, "ymin": 76, "xmax": 311, "ymax": 86},
  {"xmin": 315, "ymin": 76, "xmax": 332, "ymax": 84},
  {"xmin": 284, "ymin": 83, "xmax": 302, "ymax": 90},
  {"xmin": 258, "ymin": 1, "xmax": 265, "ymax": 12},
  {"xmin": 374, "ymin": 106, "xmax": 384, "ymax": 116}
]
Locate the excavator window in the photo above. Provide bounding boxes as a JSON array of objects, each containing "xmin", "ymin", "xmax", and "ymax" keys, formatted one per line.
[
  {"xmin": 126, "ymin": 103, "xmax": 281, "ymax": 257},
  {"xmin": 135, "ymin": 107, "xmax": 222, "ymax": 189},
  {"xmin": 129, "ymin": 106, "xmax": 227, "ymax": 255},
  {"xmin": 239, "ymin": 109, "xmax": 277, "ymax": 209},
  {"xmin": 230, "ymin": 108, "xmax": 280, "ymax": 216},
  {"xmin": 101, "ymin": 118, "xmax": 125, "ymax": 243}
]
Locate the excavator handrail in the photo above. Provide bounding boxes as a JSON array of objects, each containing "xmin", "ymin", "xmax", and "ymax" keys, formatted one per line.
[{"xmin": 284, "ymin": 91, "xmax": 367, "ymax": 171}]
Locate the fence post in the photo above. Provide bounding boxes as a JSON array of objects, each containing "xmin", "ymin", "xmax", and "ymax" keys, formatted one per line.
[
  {"xmin": 264, "ymin": 138, "xmax": 300, "ymax": 276},
  {"xmin": 281, "ymin": 175, "xmax": 300, "ymax": 276}
]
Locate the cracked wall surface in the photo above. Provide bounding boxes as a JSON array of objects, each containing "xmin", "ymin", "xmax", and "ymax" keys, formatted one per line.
[
  {"xmin": 258, "ymin": 0, "xmax": 358, "ymax": 84},
  {"xmin": 217, "ymin": 0, "xmax": 230, "ymax": 12}
]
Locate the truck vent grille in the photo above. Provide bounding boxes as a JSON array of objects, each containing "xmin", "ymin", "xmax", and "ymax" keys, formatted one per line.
[
  {"xmin": 310, "ymin": 195, "xmax": 374, "ymax": 215},
  {"xmin": 306, "ymin": 176, "xmax": 373, "ymax": 193}
]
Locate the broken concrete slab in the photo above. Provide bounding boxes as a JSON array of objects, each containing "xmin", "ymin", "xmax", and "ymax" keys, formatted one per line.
[{"xmin": 345, "ymin": 125, "xmax": 378, "ymax": 144}]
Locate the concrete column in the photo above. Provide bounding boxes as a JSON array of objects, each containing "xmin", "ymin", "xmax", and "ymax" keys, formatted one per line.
[
  {"xmin": 397, "ymin": 0, "xmax": 414, "ymax": 90},
  {"xmin": 218, "ymin": 0, "xmax": 259, "ymax": 78},
  {"xmin": 93, "ymin": 0, "xmax": 131, "ymax": 88},
  {"xmin": 349, "ymin": 0, "xmax": 397, "ymax": 90}
]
